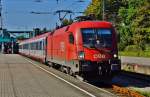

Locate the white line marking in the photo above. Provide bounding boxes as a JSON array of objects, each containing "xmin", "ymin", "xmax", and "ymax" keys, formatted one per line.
[{"xmin": 25, "ymin": 59, "xmax": 96, "ymax": 97}]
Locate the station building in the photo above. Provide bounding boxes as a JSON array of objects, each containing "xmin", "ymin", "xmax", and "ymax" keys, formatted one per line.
[{"xmin": 0, "ymin": 29, "xmax": 31, "ymax": 54}]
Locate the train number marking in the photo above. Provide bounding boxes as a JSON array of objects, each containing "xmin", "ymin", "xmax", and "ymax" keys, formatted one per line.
[{"xmin": 93, "ymin": 54, "xmax": 106, "ymax": 59}]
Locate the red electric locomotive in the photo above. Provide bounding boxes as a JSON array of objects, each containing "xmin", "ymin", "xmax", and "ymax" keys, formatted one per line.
[
  {"xmin": 46, "ymin": 21, "xmax": 121, "ymax": 77},
  {"xmin": 19, "ymin": 19, "xmax": 121, "ymax": 78}
]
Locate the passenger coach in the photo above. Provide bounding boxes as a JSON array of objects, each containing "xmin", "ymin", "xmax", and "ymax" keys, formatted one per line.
[{"xmin": 19, "ymin": 33, "xmax": 49, "ymax": 62}]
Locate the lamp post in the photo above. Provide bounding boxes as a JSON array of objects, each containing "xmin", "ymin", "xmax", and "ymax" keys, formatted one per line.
[
  {"xmin": 102, "ymin": 0, "xmax": 105, "ymax": 20},
  {"xmin": 0, "ymin": 0, "xmax": 3, "ymax": 53}
]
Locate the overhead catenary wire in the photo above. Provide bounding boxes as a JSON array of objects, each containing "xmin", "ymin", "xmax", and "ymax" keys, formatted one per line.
[{"xmin": 3, "ymin": 0, "xmax": 90, "ymax": 31}]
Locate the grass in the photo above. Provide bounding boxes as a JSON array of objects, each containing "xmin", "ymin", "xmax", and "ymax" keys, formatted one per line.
[
  {"xmin": 140, "ymin": 91, "xmax": 150, "ymax": 97},
  {"xmin": 132, "ymin": 88, "xmax": 150, "ymax": 97},
  {"xmin": 119, "ymin": 51, "xmax": 150, "ymax": 57}
]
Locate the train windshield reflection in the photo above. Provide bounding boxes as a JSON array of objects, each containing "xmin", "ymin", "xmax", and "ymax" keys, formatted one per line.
[{"xmin": 81, "ymin": 28, "xmax": 112, "ymax": 48}]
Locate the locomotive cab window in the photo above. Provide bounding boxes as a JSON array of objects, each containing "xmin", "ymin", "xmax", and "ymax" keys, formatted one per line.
[
  {"xmin": 81, "ymin": 28, "xmax": 112, "ymax": 48},
  {"xmin": 69, "ymin": 33, "xmax": 74, "ymax": 44}
]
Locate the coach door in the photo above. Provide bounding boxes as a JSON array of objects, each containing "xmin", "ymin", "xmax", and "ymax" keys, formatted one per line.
[{"xmin": 67, "ymin": 32, "xmax": 76, "ymax": 61}]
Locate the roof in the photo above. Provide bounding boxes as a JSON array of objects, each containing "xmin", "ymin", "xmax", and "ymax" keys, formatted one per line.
[{"xmin": 20, "ymin": 32, "xmax": 50, "ymax": 44}]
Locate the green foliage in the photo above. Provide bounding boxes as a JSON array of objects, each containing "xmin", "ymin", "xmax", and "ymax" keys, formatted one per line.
[
  {"xmin": 132, "ymin": 88, "xmax": 150, "ymax": 97},
  {"xmin": 85, "ymin": 0, "xmax": 150, "ymax": 57},
  {"xmin": 16, "ymin": 35, "xmax": 26, "ymax": 40},
  {"xmin": 124, "ymin": 45, "xmax": 141, "ymax": 51},
  {"xmin": 118, "ymin": 0, "xmax": 150, "ymax": 51},
  {"xmin": 34, "ymin": 28, "xmax": 41, "ymax": 36},
  {"xmin": 61, "ymin": 19, "xmax": 73, "ymax": 26},
  {"xmin": 119, "ymin": 51, "xmax": 150, "ymax": 57},
  {"xmin": 120, "ymin": 44, "xmax": 150, "ymax": 57},
  {"xmin": 146, "ymin": 44, "xmax": 150, "ymax": 51},
  {"xmin": 42, "ymin": 28, "xmax": 47, "ymax": 33},
  {"xmin": 32, "ymin": 28, "xmax": 47, "ymax": 37},
  {"xmin": 141, "ymin": 92, "xmax": 150, "ymax": 97},
  {"xmin": 131, "ymin": 1, "xmax": 150, "ymax": 50},
  {"xmin": 84, "ymin": 0, "xmax": 125, "ymax": 21},
  {"xmin": 84, "ymin": 0, "xmax": 102, "ymax": 20}
]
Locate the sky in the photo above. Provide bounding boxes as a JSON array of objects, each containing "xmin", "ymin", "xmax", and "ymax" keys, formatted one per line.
[{"xmin": 2, "ymin": 0, "xmax": 91, "ymax": 31}]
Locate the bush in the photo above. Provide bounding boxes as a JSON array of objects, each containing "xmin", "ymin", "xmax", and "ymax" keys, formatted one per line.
[
  {"xmin": 145, "ymin": 44, "xmax": 150, "ymax": 51},
  {"xmin": 119, "ymin": 51, "xmax": 150, "ymax": 57},
  {"xmin": 119, "ymin": 44, "xmax": 150, "ymax": 57},
  {"xmin": 118, "ymin": 43, "xmax": 126, "ymax": 51},
  {"xmin": 124, "ymin": 45, "xmax": 141, "ymax": 51}
]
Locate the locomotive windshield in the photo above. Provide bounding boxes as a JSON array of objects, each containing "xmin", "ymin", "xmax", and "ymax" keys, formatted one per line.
[{"xmin": 81, "ymin": 28, "xmax": 112, "ymax": 48}]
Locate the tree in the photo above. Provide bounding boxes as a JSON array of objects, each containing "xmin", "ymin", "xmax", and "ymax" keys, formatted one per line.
[
  {"xmin": 61, "ymin": 18, "xmax": 73, "ymax": 26},
  {"xmin": 85, "ymin": 0, "xmax": 129, "ymax": 50},
  {"xmin": 17, "ymin": 35, "xmax": 26, "ymax": 40},
  {"xmin": 84, "ymin": 0, "xmax": 150, "ymax": 51},
  {"xmin": 84, "ymin": 0, "xmax": 126, "ymax": 21},
  {"xmin": 118, "ymin": 0, "xmax": 150, "ymax": 50},
  {"xmin": 84, "ymin": 0, "xmax": 102, "ymax": 20},
  {"xmin": 41, "ymin": 27, "xmax": 48, "ymax": 33},
  {"xmin": 34, "ymin": 28, "xmax": 41, "ymax": 36},
  {"xmin": 131, "ymin": 1, "xmax": 150, "ymax": 50}
]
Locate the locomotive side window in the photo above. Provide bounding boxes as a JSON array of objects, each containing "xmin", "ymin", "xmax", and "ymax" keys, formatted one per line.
[{"xmin": 69, "ymin": 33, "xmax": 74, "ymax": 44}]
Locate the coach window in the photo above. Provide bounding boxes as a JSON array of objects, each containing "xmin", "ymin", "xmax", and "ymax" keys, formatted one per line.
[
  {"xmin": 40, "ymin": 41, "xmax": 42, "ymax": 50},
  {"xmin": 69, "ymin": 33, "xmax": 74, "ymax": 44},
  {"xmin": 37, "ymin": 42, "xmax": 39, "ymax": 50}
]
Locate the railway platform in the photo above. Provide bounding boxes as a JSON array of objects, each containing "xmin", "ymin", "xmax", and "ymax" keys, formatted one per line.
[
  {"xmin": 0, "ymin": 54, "xmax": 115, "ymax": 97},
  {"xmin": 121, "ymin": 56, "xmax": 150, "ymax": 75}
]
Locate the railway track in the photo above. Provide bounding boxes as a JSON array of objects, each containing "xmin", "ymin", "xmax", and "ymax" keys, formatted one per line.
[
  {"xmin": 120, "ymin": 71, "xmax": 150, "ymax": 82},
  {"xmin": 86, "ymin": 77, "xmax": 145, "ymax": 97},
  {"xmin": 111, "ymin": 71, "xmax": 150, "ymax": 97},
  {"xmin": 23, "ymin": 56, "xmax": 147, "ymax": 97}
]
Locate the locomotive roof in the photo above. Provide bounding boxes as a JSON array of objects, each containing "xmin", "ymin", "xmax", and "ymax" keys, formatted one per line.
[
  {"xmin": 65, "ymin": 21, "xmax": 113, "ymax": 32},
  {"xmin": 72, "ymin": 21, "xmax": 113, "ymax": 28}
]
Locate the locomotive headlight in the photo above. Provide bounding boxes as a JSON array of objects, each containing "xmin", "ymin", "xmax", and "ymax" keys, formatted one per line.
[
  {"xmin": 78, "ymin": 51, "xmax": 85, "ymax": 59},
  {"xmin": 113, "ymin": 54, "xmax": 117, "ymax": 58}
]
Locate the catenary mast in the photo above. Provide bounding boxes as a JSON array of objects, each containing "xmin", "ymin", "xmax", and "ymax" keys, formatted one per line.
[{"xmin": 0, "ymin": 0, "xmax": 3, "ymax": 53}]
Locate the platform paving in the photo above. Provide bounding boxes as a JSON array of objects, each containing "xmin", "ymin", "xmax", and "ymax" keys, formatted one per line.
[
  {"xmin": 0, "ymin": 54, "xmax": 90, "ymax": 97},
  {"xmin": 121, "ymin": 56, "xmax": 150, "ymax": 66},
  {"xmin": 121, "ymin": 56, "xmax": 150, "ymax": 75}
]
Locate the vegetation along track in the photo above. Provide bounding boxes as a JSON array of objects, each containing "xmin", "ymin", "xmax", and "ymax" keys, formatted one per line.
[
  {"xmin": 112, "ymin": 85, "xmax": 145, "ymax": 97},
  {"xmin": 86, "ymin": 77, "xmax": 145, "ymax": 97},
  {"xmin": 111, "ymin": 71, "xmax": 150, "ymax": 97}
]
